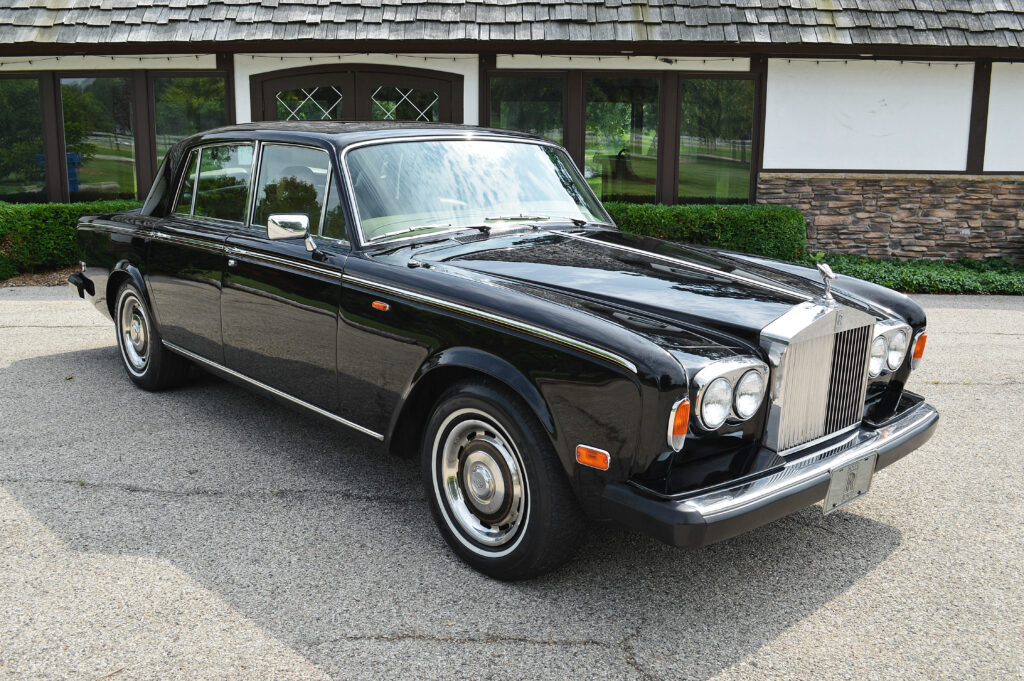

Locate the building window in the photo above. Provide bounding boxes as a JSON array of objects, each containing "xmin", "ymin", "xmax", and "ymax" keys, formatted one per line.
[
  {"xmin": 276, "ymin": 86, "xmax": 345, "ymax": 121},
  {"xmin": 488, "ymin": 75, "xmax": 564, "ymax": 144},
  {"xmin": 678, "ymin": 79, "xmax": 754, "ymax": 204},
  {"xmin": 370, "ymin": 85, "xmax": 440, "ymax": 122},
  {"xmin": 584, "ymin": 77, "xmax": 659, "ymax": 204},
  {"xmin": 60, "ymin": 76, "xmax": 137, "ymax": 201},
  {"xmin": 0, "ymin": 77, "xmax": 46, "ymax": 203},
  {"xmin": 153, "ymin": 75, "xmax": 228, "ymax": 163}
]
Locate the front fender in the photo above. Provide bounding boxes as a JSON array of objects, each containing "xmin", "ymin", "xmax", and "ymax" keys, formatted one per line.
[{"xmin": 387, "ymin": 346, "xmax": 556, "ymax": 445}]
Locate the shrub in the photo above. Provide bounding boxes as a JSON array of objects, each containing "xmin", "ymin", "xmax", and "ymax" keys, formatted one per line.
[
  {"xmin": 811, "ymin": 253, "xmax": 1024, "ymax": 295},
  {"xmin": 604, "ymin": 202, "xmax": 807, "ymax": 262},
  {"xmin": 0, "ymin": 200, "xmax": 141, "ymax": 277}
]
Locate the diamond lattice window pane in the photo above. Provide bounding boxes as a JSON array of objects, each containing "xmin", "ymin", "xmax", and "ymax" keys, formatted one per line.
[
  {"xmin": 371, "ymin": 86, "xmax": 440, "ymax": 122},
  {"xmin": 275, "ymin": 87, "xmax": 344, "ymax": 120}
]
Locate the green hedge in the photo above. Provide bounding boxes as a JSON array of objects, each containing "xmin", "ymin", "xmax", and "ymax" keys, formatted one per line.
[
  {"xmin": 605, "ymin": 201, "xmax": 807, "ymax": 262},
  {"xmin": 0, "ymin": 200, "xmax": 141, "ymax": 279},
  {"xmin": 812, "ymin": 253, "xmax": 1024, "ymax": 295}
]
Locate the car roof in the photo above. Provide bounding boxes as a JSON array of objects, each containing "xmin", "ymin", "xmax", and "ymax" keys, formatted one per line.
[{"xmin": 176, "ymin": 121, "xmax": 554, "ymax": 154}]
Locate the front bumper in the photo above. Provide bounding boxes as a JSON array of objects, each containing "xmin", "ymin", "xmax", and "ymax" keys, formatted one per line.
[{"xmin": 602, "ymin": 395, "xmax": 939, "ymax": 547}]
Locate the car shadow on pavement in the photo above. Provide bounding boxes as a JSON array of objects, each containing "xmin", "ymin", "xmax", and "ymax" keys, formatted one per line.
[{"xmin": 1, "ymin": 346, "xmax": 903, "ymax": 680}]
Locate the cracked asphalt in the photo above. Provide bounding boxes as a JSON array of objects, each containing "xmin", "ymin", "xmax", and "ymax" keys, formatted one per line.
[{"xmin": 1, "ymin": 286, "xmax": 1022, "ymax": 680}]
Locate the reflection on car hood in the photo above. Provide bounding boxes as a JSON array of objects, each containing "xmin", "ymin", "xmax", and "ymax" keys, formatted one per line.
[{"xmin": 416, "ymin": 228, "xmax": 837, "ymax": 349}]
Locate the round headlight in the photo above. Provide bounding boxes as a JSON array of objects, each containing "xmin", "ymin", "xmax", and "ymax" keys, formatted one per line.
[
  {"xmin": 869, "ymin": 335, "xmax": 888, "ymax": 378},
  {"xmin": 700, "ymin": 377, "xmax": 732, "ymax": 430},
  {"xmin": 734, "ymin": 370, "xmax": 765, "ymax": 420},
  {"xmin": 887, "ymin": 330, "xmax": 908, "ymax": 370}
]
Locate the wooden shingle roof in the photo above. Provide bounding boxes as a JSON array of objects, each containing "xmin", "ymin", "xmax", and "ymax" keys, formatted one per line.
[{"xmin": 1, "ymin": 0, "xmax": 1023, "ymax": 49}]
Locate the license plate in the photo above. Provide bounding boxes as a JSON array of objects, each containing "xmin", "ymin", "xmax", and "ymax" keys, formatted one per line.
[{"xmin": 823, "ymin": 452, "xmax": 877, "ymax": 515}]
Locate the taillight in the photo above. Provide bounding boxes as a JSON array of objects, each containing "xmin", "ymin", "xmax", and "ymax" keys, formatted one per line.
[
  {"xmin": 911, "ymin": 332, "xmax": 927, "ymax": 369},
  {"xmin": 668, "ymin": 398, "xmax": 690, "ymax": 451}
]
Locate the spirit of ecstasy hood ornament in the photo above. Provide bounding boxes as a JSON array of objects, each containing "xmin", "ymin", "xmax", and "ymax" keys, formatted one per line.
[{"xmin": 816, "ymin": 262, "xmax": 837, "ymax": 301}]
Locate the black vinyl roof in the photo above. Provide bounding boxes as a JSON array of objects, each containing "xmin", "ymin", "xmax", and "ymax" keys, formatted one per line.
[{"xmin": 1, "ymin": 0, "xmax": 1023, "ymax": 50}]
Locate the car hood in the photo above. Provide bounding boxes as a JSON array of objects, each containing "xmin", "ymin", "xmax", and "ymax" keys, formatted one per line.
[{"xmin": 413, "ymin": 228, "xmax": 838, "ymax": 351}]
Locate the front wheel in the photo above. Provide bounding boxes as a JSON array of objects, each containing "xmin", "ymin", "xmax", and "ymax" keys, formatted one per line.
[{"xmin": 421, "ymin": 379, "xmax": 586, "ymax": 580}]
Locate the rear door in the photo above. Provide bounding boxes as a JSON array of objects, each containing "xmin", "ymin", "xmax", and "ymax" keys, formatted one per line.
[
  {"xmin": 147, "ymin": 143, "xmax": 255, "ymax": 362},
  {"xmin": 221, "ymin": 142, "xmax": 348, "ymax": 411}
]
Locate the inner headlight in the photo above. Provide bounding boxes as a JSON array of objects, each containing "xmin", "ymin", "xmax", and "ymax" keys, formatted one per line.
[
  {"xmin": 700, "ymin": 377, "xmax": 732, "ymax": 430},
  {"xmin": 887, "ymin": 329, "xmax": 908, "ymax": 370},
  {"xmin": 734, "ymin": 370, "xmax": 766, "ymax": 420},
  {"xmin": 869, "ymin": 335, "xmax": 888, "ymax": 378}
]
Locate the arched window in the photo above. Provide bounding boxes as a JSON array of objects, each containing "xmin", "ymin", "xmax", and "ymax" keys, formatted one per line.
[{"xmin": 250, "ymin": 64, "xmax": 463, "ymax": 123}]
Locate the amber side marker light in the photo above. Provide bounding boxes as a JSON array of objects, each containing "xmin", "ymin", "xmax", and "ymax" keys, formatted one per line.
[
  {"xmin": 576, "ymin": 445, "xmax": 610, "ymax": 471},
  {"xmin": 668, "ymin": 398, "xmax": 690, "ymax": 451},
  {"xmin": 911, "ymin": 332, "xmax": 927, "ymax": 369},
  {"xmin": 371, "ymin": 300, "xmax": 390, "ymax": 311}
]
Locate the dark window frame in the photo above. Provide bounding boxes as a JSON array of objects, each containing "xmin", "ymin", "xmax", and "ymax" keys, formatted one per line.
[
  {"xmin": 0, "ymin": 71, "xmax": 50, "ymax": 202},
  {"xmin": 1, "ymin": 66, "xmax": 231, "ymax": 203},
  {"xmin": 482, "ymin": 63, "xmax": 762, "ymax": 205}
]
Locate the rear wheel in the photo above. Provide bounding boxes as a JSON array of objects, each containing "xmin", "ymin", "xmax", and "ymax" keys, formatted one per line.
[
  {"xmin": 421, "ymin": 379, "xmax": 586, "ymax": 580},
  {"xmin": 114, "ymin": 281, "xmax": 189, "ymax": 390}
]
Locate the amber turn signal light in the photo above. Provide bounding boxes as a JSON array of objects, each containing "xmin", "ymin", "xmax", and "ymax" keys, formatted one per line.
[
  {"xmin": 575, "ymin": 445, "xmax": 610, "ymax": 471},
  {"xmin": 371, "ymin": 300, "xmax": 390, "ymax": 311},
  {"xmin": 911, "ymin": 332, "xmax": 927, "ymax": 369}
]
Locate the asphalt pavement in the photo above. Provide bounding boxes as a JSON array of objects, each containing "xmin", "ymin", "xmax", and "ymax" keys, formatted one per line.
[{"xmin": 1, "ymin": 285, "xmax": 1021, "ymax": 680}]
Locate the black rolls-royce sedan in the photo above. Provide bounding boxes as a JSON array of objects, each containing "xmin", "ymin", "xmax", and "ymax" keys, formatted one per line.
[{"xmin": 69, "ymin": 122, "xmax": 938, "ymax": 579}]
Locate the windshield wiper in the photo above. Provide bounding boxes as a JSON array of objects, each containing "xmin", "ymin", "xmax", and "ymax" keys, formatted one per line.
[
  {"xmin": 367, "ymin": 223, "xmax": 456, "ymax": 243},
  {"xmin": 485, "ymin": 214, "xmax": 588, "ymax": 227}
]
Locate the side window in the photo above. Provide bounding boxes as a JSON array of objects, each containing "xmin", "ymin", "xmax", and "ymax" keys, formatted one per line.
[
  {"xmin": 173, "ymin": 151, "xmax": 199, "ymax": 216},
  {"xmin": 321, "ymin": 180, "xmax": 348, "ymax": 241},
  {"xmin": 253, "ymin": 144, "xmax": 332, "ymax": 234},
  {"xmin": 194, "ymin": 144, "xmax": 253, "ymax": 223}
]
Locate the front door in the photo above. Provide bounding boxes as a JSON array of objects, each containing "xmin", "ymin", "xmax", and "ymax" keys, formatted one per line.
[
  {"xmin": 254, "ymin": 64, "xmax": 462, "ymax": 124},
  {"xmin": 221, "ymin": 142, "xmax": 347, "ymax": 411}
]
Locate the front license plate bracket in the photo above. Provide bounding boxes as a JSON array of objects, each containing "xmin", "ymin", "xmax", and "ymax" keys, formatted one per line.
[{"xmin": 823, "ymin": 451, "xmax": 877, "ymax": 515}]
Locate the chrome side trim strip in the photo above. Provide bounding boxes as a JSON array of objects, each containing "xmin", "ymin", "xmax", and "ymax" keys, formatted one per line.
[
  {"xmin": 342, "ymin": 274, "xmax": 639, "ymax": 374},
  {"xmin": 224, "ymin": 245, "xmax": 342, "ymax": 279},
  {"xmin": 152, "ymin": 231, "xmax": 227, "ymax": 254},
  {"xmin": 553, "ymin": 230, "xmax": 814, "ymax": 303},
  {"xmin": 163, "ymin": 341, "xmax": 384, "ymax": 441}
]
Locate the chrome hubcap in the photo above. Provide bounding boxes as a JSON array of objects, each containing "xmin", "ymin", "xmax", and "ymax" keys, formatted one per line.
[
  {"xmin": 119, "ymin": 294, "xmax": 150, "ymax": 373},
  {"xmin": 436, "ymin": 413, "xmax": 527, "ymax": 549}
]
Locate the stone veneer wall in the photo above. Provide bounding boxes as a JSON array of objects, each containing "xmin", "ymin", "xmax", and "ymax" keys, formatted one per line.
[{"xmin": 756, "ymin": 173, "xmax": 1024, "ymax": 264}]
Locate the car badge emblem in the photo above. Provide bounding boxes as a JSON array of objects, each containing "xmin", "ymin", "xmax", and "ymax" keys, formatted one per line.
[{"xmin": 816, "ymin": 262, "xmax": 837, "ymax": 301}]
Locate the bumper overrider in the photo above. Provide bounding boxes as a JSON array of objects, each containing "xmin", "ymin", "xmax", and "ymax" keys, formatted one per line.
[{"xmin": 602, "ymin": 393, "xmax": 939, "ymax": 547}]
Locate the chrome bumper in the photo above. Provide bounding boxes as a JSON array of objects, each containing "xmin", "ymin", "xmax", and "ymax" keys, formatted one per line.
[{"xmin": 602, "ymin": 396, "xmax": 939, "ymax": 547}]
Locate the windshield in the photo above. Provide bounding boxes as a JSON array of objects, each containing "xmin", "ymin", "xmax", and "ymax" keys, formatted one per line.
[{"xmin": 345, "ymin": 139, "xmax": 610, "ymax": 243}]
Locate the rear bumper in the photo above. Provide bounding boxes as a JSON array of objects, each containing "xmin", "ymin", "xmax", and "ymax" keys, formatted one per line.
[
  {"xmin": 602, "ymin": 396, "xmax": 939, "ymax": 547},
  {"xmin": 68, "ymin": 271, "xmax": 94, "ymax": 299}
]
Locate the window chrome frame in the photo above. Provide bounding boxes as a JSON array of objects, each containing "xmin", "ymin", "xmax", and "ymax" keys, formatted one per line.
[
  {"xmin": 247, "ymin": 140, "xmax": 343, "ymax": 244},
  {"xmin": 171, "ymin": 141, "xmax": 257, "ymax": 227},
  {"xmin": 338, "ymin": 134, "xmax": 613, "ymax": 249}
]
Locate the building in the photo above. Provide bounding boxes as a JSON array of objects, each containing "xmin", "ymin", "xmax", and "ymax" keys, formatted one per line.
[{"xmin": 1, "ymin": 0, "xmax": 1022, "ymax": 262}]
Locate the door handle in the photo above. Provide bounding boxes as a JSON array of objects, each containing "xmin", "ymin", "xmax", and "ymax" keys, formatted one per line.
[{"xmin": 227, "ymin": 258, "xmax": 237, "ymax": 268}]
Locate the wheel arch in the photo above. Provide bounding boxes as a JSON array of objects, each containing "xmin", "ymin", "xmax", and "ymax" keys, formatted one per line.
[
  {"xmin": 385, "ymin": 347, "xmax": 556, "ymax": 460},
  {"xmin": 105, "ymin": 262, "xmax": 149, "ymax": 320}
]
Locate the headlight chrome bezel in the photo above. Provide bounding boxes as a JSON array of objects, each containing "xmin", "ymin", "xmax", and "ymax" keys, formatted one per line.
[
  {"xmin": 692, "ymin": 357, "xmax": 770, "ymax": 431},
  {"xmin": 871, "ymin": 320, "xmax": 914, "ymax": 378}
]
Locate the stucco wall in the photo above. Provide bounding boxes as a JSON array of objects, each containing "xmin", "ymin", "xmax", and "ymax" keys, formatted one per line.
[
  {"xmin": 984, "ymin": 63, "xmax": 1024, "ymax": 173},
  {"xmin": 763, "ymin": 59, "xmax": 975, "ymax": 171},
  {"xmin": 757, "ymin": 172, "xmax": 1024, "ymax": 264}
]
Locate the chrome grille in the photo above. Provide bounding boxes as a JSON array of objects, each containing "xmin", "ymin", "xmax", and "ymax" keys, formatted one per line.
[
  {"xmin": 825, "ymin": 325, "xmax": 873, "ymax": 435},
  {"xmin": 761, "ymin": 303, "xmax": 875, "ymax": 453}
]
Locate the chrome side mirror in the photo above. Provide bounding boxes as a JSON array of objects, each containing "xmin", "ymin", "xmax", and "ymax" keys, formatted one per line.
[{"xmin": 267, "ymin": 214, "xmax": 310, "ymax": 240}]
